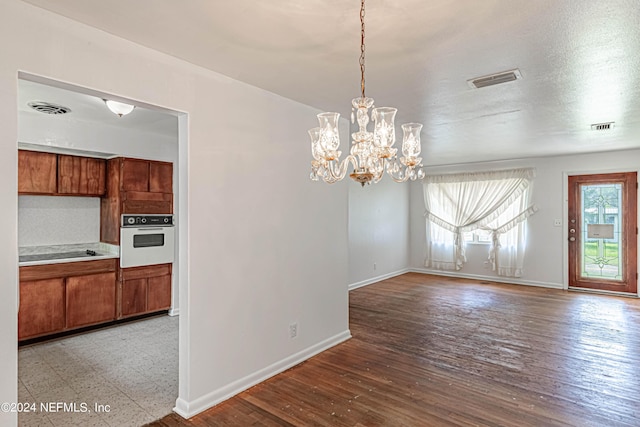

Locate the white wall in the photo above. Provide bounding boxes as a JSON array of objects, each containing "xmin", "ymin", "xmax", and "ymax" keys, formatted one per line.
[
  {"xmin": 410, "ymin": 149, "xmax": 640, "ymax": 289},
  {"xmin": 18, "ymin": 196, "xmax": 100, "ymax": 247},
  {"xmin": 18, "ymin": 112, "xmax": 177, "ymax": 162},
  {"xmin": 348, "ymin": 177, "xmax": 410, "ymax": 289},
  {"xmin": 0, "ymin": 2, "xmax": 350, "ymax": 425}
]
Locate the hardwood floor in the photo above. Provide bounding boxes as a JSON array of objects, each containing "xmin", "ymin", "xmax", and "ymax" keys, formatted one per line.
[{"xmin": 147, "ymin": 273, "xmax": 640, "ymax": 426}]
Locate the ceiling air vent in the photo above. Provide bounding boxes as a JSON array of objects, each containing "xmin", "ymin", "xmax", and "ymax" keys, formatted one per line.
[
  {"xmin": 591, "ymin": 122, "xmax": 615, "ymax": 131},
  {"xmin": 468, "ymin": 69, "xmax": 522, "ymax": 89},
  {"xmin": 27, "ymin": 101, "xmax": 71, "ymax": 115}
]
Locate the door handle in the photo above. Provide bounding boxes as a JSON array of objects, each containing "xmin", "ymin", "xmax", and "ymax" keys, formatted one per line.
[
  {"xmin": 569, "ymin": 228, "xmax": 575, "ymax": 233},
  {"xmin": 569, "ymin": 236, "xmax": 576, "ymax": 242}
]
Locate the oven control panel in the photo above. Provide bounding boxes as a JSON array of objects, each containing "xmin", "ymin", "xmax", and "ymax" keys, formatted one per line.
[{"xmin": 121, "ymin": 214, "xmax": 174, "ymax": 227}]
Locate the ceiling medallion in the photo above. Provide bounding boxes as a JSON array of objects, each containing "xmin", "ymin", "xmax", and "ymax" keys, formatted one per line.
[{"xmin": 308, "ymin": 0, "xmax": 425, "ymax": 186}]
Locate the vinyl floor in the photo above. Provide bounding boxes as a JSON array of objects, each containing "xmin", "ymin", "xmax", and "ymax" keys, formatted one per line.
[{"xmin": 18, "ymin": 314, "xmax": 178, "ymax": 427}]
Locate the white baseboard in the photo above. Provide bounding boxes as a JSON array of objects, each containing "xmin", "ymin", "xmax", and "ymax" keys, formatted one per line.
[
  {"xmin": 173, "ymin": 329, "xmax": 352, "ymax": 419},
  {"xmin": 348, "ymin": 268, "xmax": 410, "ymax": 291},
  {"xmin": 168, "ymin": 307, "xmax": 180, "ymax": 316},
  {"xmin": 409, "ymin": 268, "xmax": 563, "ymax": 289}
]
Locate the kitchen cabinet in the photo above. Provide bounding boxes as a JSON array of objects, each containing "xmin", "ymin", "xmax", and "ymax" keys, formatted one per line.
[
  {"xmin": 18, "ymin": 278, "xmax": 65, "ymax": 340},
  {"xmin": 66, "ymin": 272, "xmax": 116, "ymax": 328},
  {"xmin": 18, "ymin": 150, "xmax": 57, "ymax": 194},
  {"xmin": 121, "ymin": 157, "xmax": 173, "ymax": 194},
  {"xmin": 101, "ymin": 157, "xmax": 173, "ymax": 244},
  {"xmin": 18, "ymin": 259, "xmax": 117, "ymax": 341},
  {"xmin": 120, "ymin": 263, "xmax": 172, "ymax": 318},
  {"xmin": 18, "ymin": 150, "xmax": 107, "ymax": 196},
  {"xmin": 57, "ymin": 154, "xmax": 106, "ymax": 196}
]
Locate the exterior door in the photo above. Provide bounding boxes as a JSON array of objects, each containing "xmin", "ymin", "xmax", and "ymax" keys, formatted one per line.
[{"xmin": 568, "ymin": 172, "xmax": 637, "ymax": 294}]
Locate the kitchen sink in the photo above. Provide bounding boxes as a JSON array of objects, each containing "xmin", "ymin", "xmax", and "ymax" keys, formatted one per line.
[{"xmin": 19, "ymin": 250, "xmax": 102, "ymax": 263}]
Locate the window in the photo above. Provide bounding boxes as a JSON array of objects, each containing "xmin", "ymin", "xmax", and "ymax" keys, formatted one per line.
[
  {"xmin": 423, "ymin": 168, "xmax": 537, "ymax": 277},
  {"xmin": 463, "ymin": 230, "xmax": 492, "ymax": 244}
]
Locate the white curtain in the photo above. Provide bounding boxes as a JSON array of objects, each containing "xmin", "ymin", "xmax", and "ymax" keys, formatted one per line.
[{"xmin": 423, "ymin": 168, "xmax": 537, "ymax": 277}]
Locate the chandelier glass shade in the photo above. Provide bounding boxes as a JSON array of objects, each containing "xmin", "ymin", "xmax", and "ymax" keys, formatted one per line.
[{"xmin": 309, "ymin": 0, "xmax": 425, "ymax": 186}]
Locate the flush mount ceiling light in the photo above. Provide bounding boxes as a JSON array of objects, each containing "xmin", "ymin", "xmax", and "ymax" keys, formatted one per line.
[
  {"xmin": 104, "ymin": 99, "xmax": 135, "ymax": 117},
  {"xmin": 308, "ymin": 0, "xmax": 425, "ymax": 186}
]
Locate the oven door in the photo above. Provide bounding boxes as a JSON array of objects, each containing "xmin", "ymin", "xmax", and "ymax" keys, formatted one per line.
[{"xmin": 120, "ymin": 226, "xmax": 175, "ymax": 268}]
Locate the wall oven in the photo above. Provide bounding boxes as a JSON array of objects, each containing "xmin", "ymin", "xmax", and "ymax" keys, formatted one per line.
[{"xmin": 120, "ymin": 214, "xmax": 175, "ymax": 268}]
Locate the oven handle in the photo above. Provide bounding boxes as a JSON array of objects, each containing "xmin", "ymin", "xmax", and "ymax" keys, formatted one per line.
[{"xmin": 126, "ymin": 227, "xmax": 173, "ymax": 231}]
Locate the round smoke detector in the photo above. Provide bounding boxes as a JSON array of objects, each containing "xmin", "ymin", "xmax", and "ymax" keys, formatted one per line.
[{"xmin": 27, "ymin": 101, "xmax": 71, "ymax": 115}]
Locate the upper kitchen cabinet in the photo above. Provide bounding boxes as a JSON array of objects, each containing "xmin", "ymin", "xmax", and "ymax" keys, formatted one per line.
[
  {"xmin": 18, "ymin": 150, "xmax": 57, "ymax": 194},
  {"xmin": 58, "ymin": 154, "xmax": 106, "ymax": 196},
  {"xmin": 121, "ymin": 158, "xmax": 172, "ymax": 194},
  {"xmin": 18, "ymin": 150, "xmax": 107, "ymax": 196}
]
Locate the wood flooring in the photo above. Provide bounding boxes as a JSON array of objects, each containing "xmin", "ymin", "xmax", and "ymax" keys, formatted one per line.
[{"xmin": 146, "ymin": 273, "xmax": 640, "ymax": 426}]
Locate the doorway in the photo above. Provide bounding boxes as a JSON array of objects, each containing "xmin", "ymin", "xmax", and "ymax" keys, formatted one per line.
[
  {"xmin": 568, "ymin": 172, "xmax": 637, "ymax": 294},
  {"xmin": 16, "ymin": 74, "xmax": 184, "ymax": 425}
]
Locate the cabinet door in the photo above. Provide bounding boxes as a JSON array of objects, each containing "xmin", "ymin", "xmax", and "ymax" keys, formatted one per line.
[
  {"xmin": 147, "ymin": 274, "xmax": 172, "ymax": 311},
  {"xmin": 18, "ymin": 278, "xmax": 65, "ymax": 340},
  {"xmin": 149, "ymin": 161, "xmax": 173, "ymax": 193},
  {"xmin": 122, "ymin": 191, "xmax": 173, "ymax": 214},
  {"xmin": 66, "ymin": 272, "xmax": 116, "ymax": 328},
  {"xmin": 121, "ymin": 278, "xmax": 147, "ymax": 317},
  {"xmin": 121, "ymin": 158, "xmax": 149, "ymax": 192},
  {"xmin": 18, "ymin": 150, "xmax": 57, "ymax": 194},
  {"xmin": 58, "ymin": 155, "xmax": 106, "ymax": 195}
]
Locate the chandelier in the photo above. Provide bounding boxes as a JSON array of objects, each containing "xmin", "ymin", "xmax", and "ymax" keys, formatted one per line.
[{"xmin": 309, "ymin": 0, "xmax": 425, "ymax": 186}]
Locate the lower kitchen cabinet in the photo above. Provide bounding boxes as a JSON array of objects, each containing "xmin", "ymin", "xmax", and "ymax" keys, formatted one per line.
[
  {"xmin": 18, "ymin": 278, "xmax": 65, "ymax": 340},
  {"xmin": 18, "ymin": 259, "xmax": 117, "ymax": 341},
  {"xmin": 120, "ymin": 263, "xmax": 172, "ymax": 318},
  {"xmin": 66, "ymin": 272, "xmax": 116, "ymax": 328},
  {"xmin": 121, "ymin": 278, "xmax": 148, "ymax": 317},
  {"xmin": 147, "ymin": 274, "xmax": 172, "ymax": 312}
]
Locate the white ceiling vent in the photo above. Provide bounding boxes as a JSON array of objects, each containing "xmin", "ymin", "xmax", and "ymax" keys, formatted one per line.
[
  {"xmin": 468, "ymin": 69, "xmax": 522, "ymax": 89},
  {"xmin": 27, "ymin": 101, "xmax": 71, "ymax": 115},
  {"xmin": 591, "ymin": 122, "xmax": 615, "ymax": 131}
]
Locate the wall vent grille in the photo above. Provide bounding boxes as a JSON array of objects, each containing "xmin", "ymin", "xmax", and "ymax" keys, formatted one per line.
[{"xmin": 468, "ymin": 69, "xmax": 522, "ymax": 89}]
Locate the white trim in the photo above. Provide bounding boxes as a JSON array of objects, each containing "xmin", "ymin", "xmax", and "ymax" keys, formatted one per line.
[
  {"xmin": 568, "ymin": 287, "xmax": 639, "ymax": 298},
  {"xmin": 173, "ymin": 329, "xmax": 352, "ymax": 419},
  {"xmin": 348, "ymin": 268, "xmax": 410, "ymax": 291},
  {"xmin": 409, "ymin": 268, "xmax": 563, "ymax": 289},
  {"xmin": 168, "ymin": 308, "xmax": 180, "ymax": 316}
]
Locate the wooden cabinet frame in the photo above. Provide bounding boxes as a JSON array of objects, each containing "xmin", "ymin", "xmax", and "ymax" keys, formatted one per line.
[{"xmin": 101, "ymin": 157, "xmax": 173, "ymax": 244}]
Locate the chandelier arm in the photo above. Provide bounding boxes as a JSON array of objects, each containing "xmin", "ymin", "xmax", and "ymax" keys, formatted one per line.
[
  {"xmin": 387, "ymin": 171, "xmax": 410, "ymax": 183},
  {"xmin": 325, "ymin": 155, "xmax": 358, "ymax": 182}
]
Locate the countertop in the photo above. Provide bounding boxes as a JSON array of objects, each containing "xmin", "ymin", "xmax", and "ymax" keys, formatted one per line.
[{"xmin": 19, "ymin": 242, "xmax": 119, "ymax": 267}]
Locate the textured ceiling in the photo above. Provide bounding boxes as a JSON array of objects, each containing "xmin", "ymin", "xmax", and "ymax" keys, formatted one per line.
[{"xmin": 20, "ymin": 0, "xmax": 640, "ymax": 166}]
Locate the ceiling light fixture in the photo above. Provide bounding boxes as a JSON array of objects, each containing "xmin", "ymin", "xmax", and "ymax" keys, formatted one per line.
[
  {"xmin": 104, "ymin": 99, "xmax": 135, "ymax": 117},
  {"xmin": 308, "ymin": 0, "xmax": 425, "ymax": 186}
]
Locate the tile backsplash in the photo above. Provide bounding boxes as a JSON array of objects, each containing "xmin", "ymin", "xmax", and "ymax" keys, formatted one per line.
[{"xmin": 19, "ymin": 195, "xmax": 100, "ymax": 247}]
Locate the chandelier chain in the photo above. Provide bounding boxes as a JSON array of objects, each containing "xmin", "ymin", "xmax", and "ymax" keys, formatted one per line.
[{"xmin": 359, "ymin": 0, "xmax": 366, "ymax": 99}]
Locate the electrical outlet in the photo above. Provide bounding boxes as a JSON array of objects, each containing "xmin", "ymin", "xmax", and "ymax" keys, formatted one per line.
[
  {"xmin": 554, "ymin": 219, "xmax": 562, "ymax": 227},
  {"xmin": 289, "ymin": 322, "xmax": 298, "ymax": 339}
]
